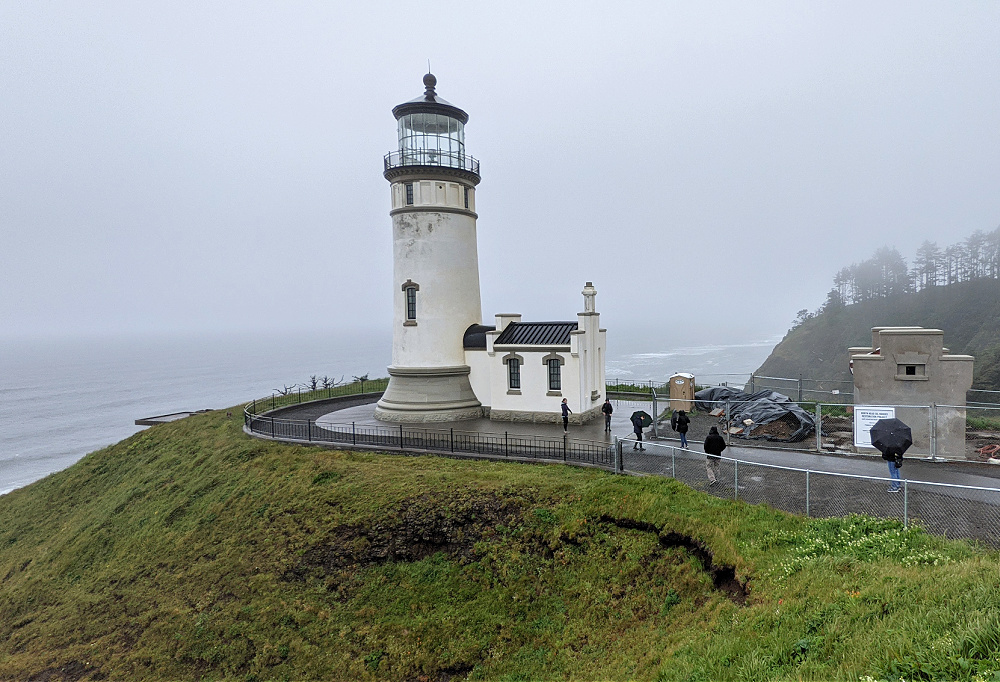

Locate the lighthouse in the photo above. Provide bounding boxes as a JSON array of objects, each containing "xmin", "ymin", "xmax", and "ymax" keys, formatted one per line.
[{"xmin": 375, "ymin": 73, "xmax": 485, "ymax": 422}]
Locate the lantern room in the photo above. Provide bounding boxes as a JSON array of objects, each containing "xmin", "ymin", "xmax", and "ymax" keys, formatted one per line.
[{"xmin": 385, "ymin": 73, "xmax": 479, "ymax": 178}]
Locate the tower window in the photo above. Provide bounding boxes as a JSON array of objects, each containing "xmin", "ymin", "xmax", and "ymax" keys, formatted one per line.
[
  {"xmin": 508, "ymin": 358, "xmax": 520, "ymax": 389},
  {"xmin": 464, "ymin": 187, "xmax": 470, "ymax": 209},
  {"xmin": 405, "ymin": 183, "xmax": 414, "ymax": 205},
  {"xmin": 405, "ymin": 286, "xmax": 417, "ymax": 320},
  {"xmin": 548, "ymin": 359, "xmax": 562, "ymax": 391}
]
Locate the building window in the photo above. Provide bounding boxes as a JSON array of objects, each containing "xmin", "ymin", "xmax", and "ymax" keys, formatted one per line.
[
  {"xmin": 405, "ymin": 183, "xmax": 414, "ymax": 205},
  {"xmin": 508, "ymin": 358, "xmax": 520, "ymax": 389},
  {"xmin": 464, "ymin": 186, "xmax": 470, "ymax": 209},
  {"xmin": 548, "ymin": 359, "xmax": 561, "ymax": 391},
  {"xmin": 405, "ymin": 287, "xmax": 417, "ymax": 320},
  {"xmin": 905, "ymin": 365, "xmax": 916, "ymax": 376}
]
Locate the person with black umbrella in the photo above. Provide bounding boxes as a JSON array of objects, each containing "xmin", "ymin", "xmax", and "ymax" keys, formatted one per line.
[
  {"xmin": 631, "ymin": 411, "xmax": 650, "ymax": 450},
  {"xmin": 870, "ymin": 417, "xmax": 913, "ymax": 493}
]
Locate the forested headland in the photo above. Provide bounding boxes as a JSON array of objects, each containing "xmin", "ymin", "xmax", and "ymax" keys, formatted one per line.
[{"xmin": 756, "ymin": 226, "xmax": 1000, "ymax": 391}]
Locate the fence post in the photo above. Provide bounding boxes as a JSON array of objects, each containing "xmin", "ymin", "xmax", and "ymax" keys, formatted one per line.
[
  {"xmin": 298, "ymin": 387, "xmax": 301, "ymax": 403},
  {"xmin": 563, "ymin": 434, "xmax": 567, "ymax": 462},
  {"xmin": 931, "ymin": 403, "xmax": 938, "ymax": 460},
  {"xmin": 903, "ymin": 479, "xmax": 909, "ymax": 527},
  {"xmin": 651, "ymin": 388, "xmax": 658, "ymax": 438},
  {"xmin": 614, "ymin": 437, "xmax": 621, "ymax": 473},
  {"xmin": 307, "ymin": 420, "xmax": 312, "ymax": 442},
  {"xmin": 671, "ymin": 447, "xmax": 675, "ymax": 478},
  {"xmin": 399, "ymin": 424, "xmax": 404, "ymax": 448},
  {"xmin": 805, "ymin": 470, "xmax": 810, "ymax": 517},
  {"xmin": 797, "ymin": 374, "xmax": 803, "ymax": 402},
  {"xmin": 505, "ymin": 431, "xmax": 509, "ymax": 458},
  {"xmin": 252, "ymin": 399, "xmax": 256, "ymax": 414},
  {"xmin": 725, "ymin": 399, "xmax": 731, "ymax": 446},
  {"xmin": 450, "ymin": 428, "xmax": 454, "ymax": 453},
  {"xmin": 352, "ymin": 422, "xmax": 356, "ymax": 445},
  {"xmin": 270, "ymin": 417, "xmax": 275, "ymax": 438},
  {"xmin": 749, "ymin": 373, "xmax": 755, "ymax": 393},
  {"xmin": 815, "ymin": 403, "xmax": 822, "ymax": 452},
  {"xmin": 734, "ymin": 459, "xmax": 739, "ymax": 501}
]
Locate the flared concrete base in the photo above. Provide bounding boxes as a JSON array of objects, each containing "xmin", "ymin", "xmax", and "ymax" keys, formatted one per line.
[{"xmin": 374, "ymin": 365, "xmax": 483, "ymax": 423}]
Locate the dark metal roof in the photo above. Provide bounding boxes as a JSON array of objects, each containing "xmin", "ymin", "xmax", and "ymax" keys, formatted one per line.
[
  {"xmin": 392, "ymin": 73, "xmax": 469, "ymax": 123},
  {"xmin": 494, "ymin": 322, "xmax": 577, "ymax": 346},
  {"xmin": 462, "ymin": 323, "xmax": 496, "ymax": 350}
]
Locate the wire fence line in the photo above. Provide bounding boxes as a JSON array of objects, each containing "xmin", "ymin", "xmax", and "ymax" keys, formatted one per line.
[
  {"xmin": 243, "ymin": 401, "xmax": 1000, "ymax": 547},
  {"xmin": 621, "ymin": 442, "xmax": 1000, "ymax": 547}
]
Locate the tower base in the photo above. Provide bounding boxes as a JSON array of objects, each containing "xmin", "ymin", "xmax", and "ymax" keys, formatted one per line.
[{"xmin": 374, "ymin": 365, "xmax": 483, "ymax": 423}]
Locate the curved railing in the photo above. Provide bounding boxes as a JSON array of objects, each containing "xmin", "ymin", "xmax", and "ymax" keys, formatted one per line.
[
  {"xmin": 243, "ymin": 391, "xmax": 1000, "ymax": 546},
  {"xmin": 384, "ymin": 150, "xmax": 480, "ymax": 175}
]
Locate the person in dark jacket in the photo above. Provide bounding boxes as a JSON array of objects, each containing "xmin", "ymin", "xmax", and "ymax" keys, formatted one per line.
[
  {"xmin": 631, "ymin": 413, "xmax": 645, "ymax": 450},
  {"xmin": 704, "ymin": 425, "xmax": 727, "ymax": 484},
  {"xmin": 601, "ymin": 399, "xmax": 614, "ymax": 432},
  {"xmin": 561, "ymin": 398, "xmax": 572, "ymax": 433},
  {"xmin": 675, "ymin": 410, "xmax": 691, "ymax": 447}
]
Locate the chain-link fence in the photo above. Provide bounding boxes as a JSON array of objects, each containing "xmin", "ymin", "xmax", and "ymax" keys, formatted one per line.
[{"xmin": 621, "ymin": 442, "xmax": 1000, "ymax": 547}]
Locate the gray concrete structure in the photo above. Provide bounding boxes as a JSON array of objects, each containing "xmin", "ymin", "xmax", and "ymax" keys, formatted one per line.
[{"xmin": 851, "ymin": 327, "xmax": 974, "ymax": 459}]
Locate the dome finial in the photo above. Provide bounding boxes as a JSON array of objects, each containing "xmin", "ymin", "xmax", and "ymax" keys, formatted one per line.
[{"xmin": 423, "ymin": 72, "xmax": 437, "ymax": 101}]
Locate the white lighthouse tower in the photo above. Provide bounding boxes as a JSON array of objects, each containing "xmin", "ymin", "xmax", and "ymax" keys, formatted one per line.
[{"xmin": 375, "ymin": 73, "xmax": 485, "ymax": 422}]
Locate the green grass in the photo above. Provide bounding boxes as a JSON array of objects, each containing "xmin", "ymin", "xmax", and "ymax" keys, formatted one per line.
[{"xmin": 1, "ymin": 405, "xmax": 999, "ymax": 680}]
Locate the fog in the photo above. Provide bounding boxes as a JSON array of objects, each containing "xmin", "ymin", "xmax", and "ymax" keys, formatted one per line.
[{"xmin": 2, "ymin": 2, "xmax": 999, "ymax": 348}]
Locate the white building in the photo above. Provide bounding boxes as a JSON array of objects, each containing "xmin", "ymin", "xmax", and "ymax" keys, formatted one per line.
[{"xmin": 374, "ymin": 74, "xmax": 606, "ymax": 424}]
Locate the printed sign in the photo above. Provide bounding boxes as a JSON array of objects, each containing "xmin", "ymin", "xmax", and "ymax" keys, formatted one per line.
[{"xmin": 853, "ymin": 406, "xmax": 896, "ymax": 448}]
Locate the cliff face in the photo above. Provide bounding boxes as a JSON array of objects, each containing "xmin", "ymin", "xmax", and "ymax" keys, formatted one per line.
[{"xmin": 754, "ymin": 279, "xmax": 1000, "ymax": 391}]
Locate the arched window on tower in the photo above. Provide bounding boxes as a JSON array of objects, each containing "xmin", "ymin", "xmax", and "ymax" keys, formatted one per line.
[{"xmin": 401, "ymin": 280, "xmax": 419, "ymax": 325}]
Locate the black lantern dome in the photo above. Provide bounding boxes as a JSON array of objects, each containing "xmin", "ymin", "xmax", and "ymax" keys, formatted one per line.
[{"xmin": 384, "ymin": 73, "xmax": 480, "ymax": 182}]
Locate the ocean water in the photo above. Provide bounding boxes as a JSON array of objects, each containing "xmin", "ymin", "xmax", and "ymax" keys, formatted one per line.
[{"xmin": 0, "ymin": 330, "xmax": 776, "ymax": 495}]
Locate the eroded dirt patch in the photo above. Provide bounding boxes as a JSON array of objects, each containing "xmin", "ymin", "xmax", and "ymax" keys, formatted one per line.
[
  {"xmin": 296, "ymin": 491, "xmax": 530, "ymax": 576},
  {"xmin": 599, "ymin": 515, "xmax": 750, "ymax": 604},
  {"xmin": 26, "ymin": 661, "xmax": 105, "ymax": 682}
]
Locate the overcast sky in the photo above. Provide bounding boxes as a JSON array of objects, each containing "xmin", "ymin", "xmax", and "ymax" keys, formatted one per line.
[{"xmin": 2, "ymin": 2, "xmax": 999, "ymax": 348}]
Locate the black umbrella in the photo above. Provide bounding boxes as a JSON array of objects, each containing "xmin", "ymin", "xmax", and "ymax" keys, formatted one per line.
[
  {"xmin": 631, "ymin": 410, "xmax": 653, "ymax": 428},
  {"xmin": 870, "ymin": 418, "xmax": 912, "ymax": 458}
]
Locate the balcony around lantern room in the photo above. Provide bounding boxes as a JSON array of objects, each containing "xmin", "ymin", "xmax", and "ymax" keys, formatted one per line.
[{"xmin": 383, "ymin": 149, "xmax": 480, "ymax": 176}]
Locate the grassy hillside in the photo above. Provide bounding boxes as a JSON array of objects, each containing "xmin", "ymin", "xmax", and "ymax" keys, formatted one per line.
[
  {"xmin": 3, "ymin": 408, "xmax": 1000, "ymax": 680},
  {"xmin": 755, "ymin": 278, "xmax": 1000, "ymax": 390}
]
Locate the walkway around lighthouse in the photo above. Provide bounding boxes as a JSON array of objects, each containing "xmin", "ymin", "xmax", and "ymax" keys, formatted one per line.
[{"xmin": 245, "ymin": 394, "xmax": 1000, "ymax": 547}]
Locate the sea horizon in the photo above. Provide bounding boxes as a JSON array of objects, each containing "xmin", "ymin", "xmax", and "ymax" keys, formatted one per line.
[{"xmin": 0, "ymin": 329, "xmax": 781, "ymax": 495}]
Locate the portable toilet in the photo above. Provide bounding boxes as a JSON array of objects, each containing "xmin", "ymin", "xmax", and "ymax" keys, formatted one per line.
[{"xmin": 669, "ymin": 373, "xmax": 695, "ymax": 412}]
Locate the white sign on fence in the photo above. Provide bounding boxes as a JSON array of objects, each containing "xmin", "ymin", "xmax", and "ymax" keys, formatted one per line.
[{"xmin": 854, "ymin": 406, "xmax": 896, "ymax": 448}]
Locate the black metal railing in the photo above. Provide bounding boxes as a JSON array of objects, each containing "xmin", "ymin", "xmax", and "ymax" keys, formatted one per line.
[
  {"xmin": 384, "ymin": 150, "xmax": 480, "ymax": 175},
  {"xmin": 244, "ymin": 411, "xmax": 615, "ymax": 470}
]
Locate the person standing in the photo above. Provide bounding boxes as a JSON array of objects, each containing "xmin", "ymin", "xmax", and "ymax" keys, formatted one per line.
[
  {"xmin": 601, "ymin": 398, "xmax": 614, "ymax": 432},
  {"xmin": 703, "ymin": 425, "xmax": 727, "ymax": 485},
  {"xmin": 883, "ymin": 446, "xmax": 903, "ymax": 492},
  {"xmin": 676, "ymin": 410, "xmax": 691, "ymax": 448},
  {"xmin": 561, "ymin": 398, "xmax": 572, "ymax": 433},
  {"xmin": 631, "ymin": 412, "xmax": 645, "ymax": 450}
]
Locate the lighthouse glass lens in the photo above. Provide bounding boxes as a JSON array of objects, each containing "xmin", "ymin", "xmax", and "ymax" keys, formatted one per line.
[{"xmin": 398, "ymin": 114, "xmax": 465, "ymax": 167}]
